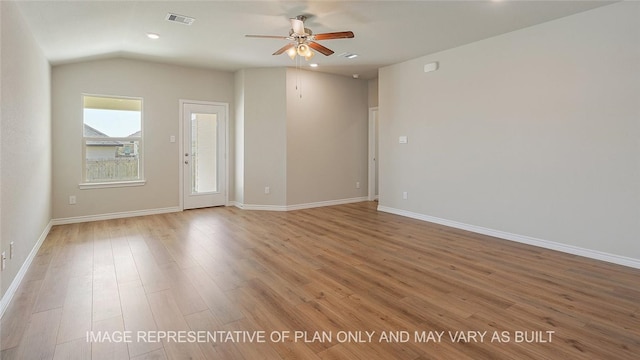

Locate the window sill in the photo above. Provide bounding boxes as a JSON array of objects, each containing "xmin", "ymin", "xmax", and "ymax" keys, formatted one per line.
[{"xmin": 79, "ymin": 180, "xmax": 146, "ymax": 190}]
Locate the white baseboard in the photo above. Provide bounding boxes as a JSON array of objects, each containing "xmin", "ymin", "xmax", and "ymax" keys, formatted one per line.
[
  {"xmin": 231, "ymin": 202, "xmax": 288, "ymax": 211},
  {"xmin": 51, "ymin": 206, "xmax": 181, "ymax": 225},
  {"xmin": 286, "ymin": 197, "xmax": 369, "ymax": 211},
  {"xmin": 378, "ymin": 205, "xmax": 640, "ymax": 270},
  {"xmin": 232, "ymin": 197, "xmax": 369, "ymax": 212},
  {"xmin": 0, "ymin": 220, "xmax": 52, "ymax": 318}
]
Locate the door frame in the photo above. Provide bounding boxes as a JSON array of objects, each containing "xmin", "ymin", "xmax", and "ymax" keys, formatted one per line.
[
  {"xmin": 368, "ymin": 107, "xmax": 379, "ymax": 201},
  {"xmin": 179, "ymin": 99, "xmax": 230, "ymax": 210}
]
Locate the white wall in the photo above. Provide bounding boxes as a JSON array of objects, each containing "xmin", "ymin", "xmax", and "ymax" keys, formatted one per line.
[
  {"xmin": 52, "ymin": 58, "xmax": 234, "ymax": 219},
  {"xmin": 286, "ymin": 69, "xmax": 369, "ymax": 205},
  {"xmin": 0, "ymin": 0, "xmax": 52, "ymax": 298},
  {"xmin": 379, "ymin": 2, "xmax": 640, "ymax": 263}
]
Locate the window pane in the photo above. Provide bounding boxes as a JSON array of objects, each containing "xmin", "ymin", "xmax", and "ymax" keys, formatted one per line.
[
  {"xmin": 83, "ymin": 95, "xmax": 143, "ymax": 183},
  {"xmin": 83, "ymin": 108, "xmax": 141, "ymax": 137},
  {"xmin": 85, "ymin": 140, "xmax": 140, "ymax": 182}
]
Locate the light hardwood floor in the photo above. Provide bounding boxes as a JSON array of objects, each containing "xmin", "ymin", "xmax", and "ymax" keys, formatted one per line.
[{"xmin": 1, "ymin": 202, "xmax": 639, "ymax": 359}]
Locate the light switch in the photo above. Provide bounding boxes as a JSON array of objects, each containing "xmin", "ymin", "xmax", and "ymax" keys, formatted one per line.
[
  {"xmin": 399, "ymin": 136, "xmax": 408, "ymax": 144},
  {"xmin": 170, "ymin": 135, "xmax": 176, "ymax": 143}
]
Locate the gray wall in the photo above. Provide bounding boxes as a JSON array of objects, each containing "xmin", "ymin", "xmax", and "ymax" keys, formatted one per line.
[
  {"xmin": 236, "ymin": 68, "xmax": 288, "ymax": 207},
  {"xmin": 1, "ymin": 1, "xmax": 52, "ymax": 298},
  {"xmin": 378, "ymin": 2, "xmax": 640, "ymax": 260},
  {"xmin": 286, "ymin": 69, "xmax": 369, "ymax": 205},
  {"xmin": 368, "ymin": 78, "xmax": 378, "ymax": 108},
  {"xmin": 234, "ymin": 68, "xmax": 369, "ymax": 208},
  {"xmin": 52, "ymin": 58, "xmax": 234, "ymax": 219}
]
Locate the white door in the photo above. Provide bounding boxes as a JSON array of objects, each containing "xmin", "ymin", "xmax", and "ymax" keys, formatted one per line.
[{"xmin": 182, "ymin": 101, "xmax": 227, "ymax": 209}]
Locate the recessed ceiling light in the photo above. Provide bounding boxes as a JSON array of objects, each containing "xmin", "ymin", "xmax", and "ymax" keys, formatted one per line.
[
  {"xmin": 309, "ymin": 63, "xmax": 319, "ymax": 68},
  {"xmin": 146, "ymin": 33, "xmax": 160, "ymax": 40}
]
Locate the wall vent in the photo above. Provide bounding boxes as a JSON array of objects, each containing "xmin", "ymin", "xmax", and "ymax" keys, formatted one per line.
[{"xmin": 165, "ymin": 13, "xmax": 195, "ymax": 25}]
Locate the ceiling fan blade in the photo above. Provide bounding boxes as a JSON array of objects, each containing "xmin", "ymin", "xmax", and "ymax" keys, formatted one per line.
[
  {"xmin": 245, "ymin": 35, "xmax": 289, "ymax": 39},
  {"xmin": 273, "ymin": 43, "xmax": 295, "ymax": 55},
  {"xmin": 308, "ymin": 41, "xmax": 334, "ymax": 56},
  {"xmin": 314, "ymin": 31, "xmax": 355, "ymax": 40},
  {"xmin": 290, "ymin": 18, "xmax": 305, "ymax": 36}
]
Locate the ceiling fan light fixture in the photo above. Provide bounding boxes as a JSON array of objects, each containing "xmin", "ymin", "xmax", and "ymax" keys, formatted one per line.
[
  {"xmin": 304, "ymin": 51, "xmax": 315, "ymax": 61},
  {"xmin": 287, "ymin": 46, "xmax": 297, "ymax": 60},
  {"xmin": 297, "ymin": 43, "xmax": 310, "ymax": 57}
]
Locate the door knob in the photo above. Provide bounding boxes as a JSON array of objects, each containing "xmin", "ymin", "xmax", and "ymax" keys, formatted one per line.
[{"xmin": 184, "ymin": 160, "xmax": 189, "ymax": 164}]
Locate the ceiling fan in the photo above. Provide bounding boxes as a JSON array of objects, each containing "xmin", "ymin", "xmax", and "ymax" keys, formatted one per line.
[{"xmin": 245, "ymin": 15, "xmax": 355, "ymax": 60}]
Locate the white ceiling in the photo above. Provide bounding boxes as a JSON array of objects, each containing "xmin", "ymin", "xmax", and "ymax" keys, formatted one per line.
[{"xmin": 15, "ymin": 0, "xmax": 614, "ymax": 79}]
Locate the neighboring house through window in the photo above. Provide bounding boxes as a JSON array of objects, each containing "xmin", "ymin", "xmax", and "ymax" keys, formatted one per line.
[{"xmin": 82, "ymin": 95, "xmax": 143, "ymax": 185}]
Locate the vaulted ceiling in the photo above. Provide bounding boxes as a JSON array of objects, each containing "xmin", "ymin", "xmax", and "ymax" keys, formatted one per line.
[{"xmin": 15, "ymin": 1, "xmax": 614, "ymax": 79}]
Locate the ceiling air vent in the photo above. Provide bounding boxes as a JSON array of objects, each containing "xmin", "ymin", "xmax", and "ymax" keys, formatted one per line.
[
  {"xmin": 165, "ymin": 13, "xmax": 195, "ymax": 25},
  {"xmin": 338, "ymin": 52, "xmax": 359, "ymax": 59}
]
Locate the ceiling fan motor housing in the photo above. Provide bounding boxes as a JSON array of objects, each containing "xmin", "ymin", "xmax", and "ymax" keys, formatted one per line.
[{"xmin": 289, "ymin": 28, "xmax": 313, "ymax": 39}]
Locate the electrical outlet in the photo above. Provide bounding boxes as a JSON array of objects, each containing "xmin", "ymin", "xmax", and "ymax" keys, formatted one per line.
[
  {"xmin": 10, "ymin": 242, "xmax": 14, "ymax": 259},
  {"xmin": 264, "ymin": 186, "xmax": 270, "ymax": 194},
  {"xmin": 356, "ymin": 182, "xmax": 361, "ymax": 189},
  {"xmin": 1, "ymin": 252, "xmax": 5, "ymax": 271},
  {"xmin": 69, "ymin": 195, "xmax": 76, "ymax": 205},
  {"xmin": 402, "ymin": 191, "xmax": 408, "ymax": 200}
]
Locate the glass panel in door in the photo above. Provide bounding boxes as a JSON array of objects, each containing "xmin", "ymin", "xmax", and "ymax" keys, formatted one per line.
[{"xmin": 191, "ymin": 113, "xmax": 218, "ymax": 194}]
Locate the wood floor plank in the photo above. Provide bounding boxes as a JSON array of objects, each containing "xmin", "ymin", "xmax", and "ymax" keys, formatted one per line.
[
  {"xmin": 146, "ymin": 290, "xmax": 206, "ymax": 360},
  {"xmin": 92, "ymin": 238, "xmax": 122, "ymax": 322},
  {"xmin": 57, "ymin": 274, "xmax": 93, "ymax": 344},
  {"xmin": 119, "ymin": 281, "xmax": 163, "ymax": 358},
  {"xmin": 3, "ymin": 201, "xmax": 639, "ymax": 359},
  {"xmin": 91, "ymin": 315, "xmax": 130, "ymax": 360},
  {"xmin": 0, "ymin": 346, "xmax": 20, "ymax": 360},
  {"xmin": 160, "ymin": 261, "xmax": 208, "ymax": 316},
  {"xmin": 15, "ymin": 307, "xmax": 62, "ymax": 360},
  {"xmin": 0, "ymin": 279, "xmax": 43, "ymax": 350},
  {"xmin": 183, "ymin": 310, "xmax": 230, "ymax": 359},
  {"xmin": 225, "ymin": 318, "xmax": 284, "ymax": 360},
  {"xmin": 32, "ymin": 246, "xmax": 75, "ymax": 313},
  {"xmin": 129, "ymin": 348, "xmax": 167, "ymax": 360},
  {"xmin": 111, "ymin": 234, "xmax": 141, "ymax": 286},
  {"xmin": 181, "ymin": 266, "xmax": 245, "ymax": 324},
  {"xmin": 53, "ymin": 338, "xmax": 92, "ymax": 360},
  {"xmin": 130, "ymin": 250, "xmax": 170, "ymax": 295}
]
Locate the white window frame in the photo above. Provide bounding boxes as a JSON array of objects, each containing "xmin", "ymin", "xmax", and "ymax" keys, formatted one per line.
[{"xmin": 79, "ymin": 94, "xmax": 146, "ymax": 189}]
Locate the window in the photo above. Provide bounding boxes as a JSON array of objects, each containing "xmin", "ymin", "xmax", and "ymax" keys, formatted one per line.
[{"xmin": 82, "ymin": 95, "xmax": 144, "ymax": 187}]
